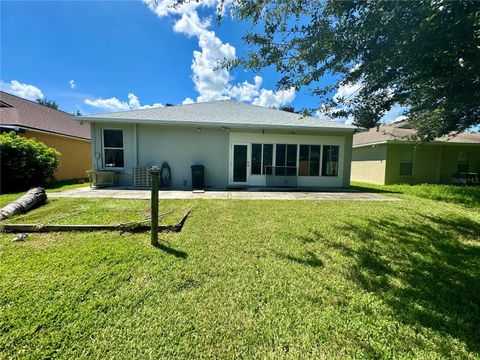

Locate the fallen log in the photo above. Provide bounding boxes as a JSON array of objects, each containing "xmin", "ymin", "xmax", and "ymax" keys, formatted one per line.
[{"xmin": 0, "ymin": 187, "xmax": 47, "ymax": 221}]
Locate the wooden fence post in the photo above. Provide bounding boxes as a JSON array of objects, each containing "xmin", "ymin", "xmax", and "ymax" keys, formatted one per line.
[{"xmin": 150, "ymin": 166, "xmax": 160, "ymax": 246}]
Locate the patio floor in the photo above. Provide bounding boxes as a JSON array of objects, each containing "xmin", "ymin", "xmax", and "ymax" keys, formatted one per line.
[{"xmin": 49, "ymin": 187, "xmax": 398, "ymax": 201}]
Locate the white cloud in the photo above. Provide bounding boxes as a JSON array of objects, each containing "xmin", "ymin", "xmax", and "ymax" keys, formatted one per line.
[
  {"xmin": 252, "ymin": 87, "xmax": 296, "ymax": 108},
  {"xmin": 333, "ymin": 81, "xmax": 362, "ymax": 103},
  {"xmin": 69, "ymin": 80, "xmax": 76, "ymax": 89},
  {"xmin": 85, "ymin": 93, "xmax": 163, "ymax": 111},
  {"xmin": 146, "ymin": 0, "xmax": 295, "ymax": 107},
  {"xmin": 182, "ymin": 97, "xmax": 195, "ymax": 105},
  {"xmin": 0, "ymin": 80, "xmax": 44, "ymax": 101}
]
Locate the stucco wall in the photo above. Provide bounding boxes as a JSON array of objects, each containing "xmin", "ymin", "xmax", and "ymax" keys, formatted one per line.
[
  {"xmin": 137, "ymin": 125, "xmax": 229, "ymax": 189},
  {"xmin": 385, "ymin": 143, "xmax": 480, "ymax": 184},
  {"xmin": 438, "ymin": 144, "xmax": 480, "ymax": 183},
  {"xmin": 351, "ymin": 144, "xmax": 387, "ymax": 185},
  {"xmin": 92, "ymin": 123, "xmax": 229, "ymax": 188},
  {"xmin": 24, "ymin": 130, "xmax": 91, "ymax": 180}
]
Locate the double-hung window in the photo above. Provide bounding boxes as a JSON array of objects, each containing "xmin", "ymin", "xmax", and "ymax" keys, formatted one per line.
[
  {"xmin": 103, "ymin": 129, "xmax": 124, "ymax": 168},
  {"xmin": 399, "ymin": 146, "xmax": 413, "ymax": 176},
  {"xmin": 322, "ymin": 145, "xmax": 339, "ymax": 176},
  {"xmin": 251, "ymin": 144, "xmax": 274, "ymax": 175},
  {"xmin": 457, "ymin": 151, "xmax": 470, "ymax": 173},
  {"xmin": 299, "ymin": 145, "xmax": 321, "ymax": 176}
]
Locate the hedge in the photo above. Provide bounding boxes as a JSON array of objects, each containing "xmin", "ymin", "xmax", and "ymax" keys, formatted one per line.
[{"xmin": 0, "ymin": 131, "xmax": 60, "ymax": 193}]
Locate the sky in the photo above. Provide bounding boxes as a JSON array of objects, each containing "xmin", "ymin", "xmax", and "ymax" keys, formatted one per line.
[{"xmin": 1, "ymin": 0, "xmax": 405, "ymax": 123}]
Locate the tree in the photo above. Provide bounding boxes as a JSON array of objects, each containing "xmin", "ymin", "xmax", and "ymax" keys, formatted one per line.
[
  {"xmin": 36, "ymin": 98, "xmax": 59, "ymax": 110},
  {"xmin": 280, "ymin": 106, "xmax": 295, "ymax": 113},
  {"xmin": 74, "ymin": 110, "xmax": 82, "ymax": 116},
  {"xmin": 228, "ymin": 0, "xmax": 480, "ymax": 138}
]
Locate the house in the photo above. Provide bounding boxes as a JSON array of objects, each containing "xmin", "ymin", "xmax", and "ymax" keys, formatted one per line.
[
  {"xmin": 0, "ymin": 91, "xmax": 91, "ymax": 180},
  {"xmin": 351, "ymin": 120, "xmax": 480, "ymax": 185},
  {"xmin": 78, "ymin": 100, "xmax": 356, "ymax": 189}
]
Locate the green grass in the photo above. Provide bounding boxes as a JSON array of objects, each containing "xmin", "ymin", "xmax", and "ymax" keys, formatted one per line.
[
  {"xmin": 0, "ymin": 190, "xmax": 479, "ymax": 358},
  {"xmin": 352, "ymin": 181, "xmax": 480, "ymax": 208},
  {"xmin": 1, "ymin": 198, "xmax": 189, "ymax": 226},
  {"xmin": 0, "ymin": 180, "xmax": 89, "ymax": 208}
]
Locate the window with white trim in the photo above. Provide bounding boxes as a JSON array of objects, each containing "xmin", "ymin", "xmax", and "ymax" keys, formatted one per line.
[{"xmin": 103, "ymin": 129, "xmax": 124, "ymax": 168}]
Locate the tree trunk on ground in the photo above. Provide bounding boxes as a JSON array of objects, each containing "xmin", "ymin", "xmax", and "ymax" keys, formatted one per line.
[{"xmin": 0, "ymin": 187, "xmax": 47, "ymax": 221}]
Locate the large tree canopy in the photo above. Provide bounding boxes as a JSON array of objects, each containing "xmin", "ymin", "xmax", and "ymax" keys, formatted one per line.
[{"xmin": 227, "ymin": 0, "xmax": 480, "ymax": 138}]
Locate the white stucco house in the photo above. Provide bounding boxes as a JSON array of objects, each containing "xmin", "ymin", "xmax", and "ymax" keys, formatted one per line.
[{"xmin": 78, "ymin": 100, "xmax": 356, "ymax": 189}]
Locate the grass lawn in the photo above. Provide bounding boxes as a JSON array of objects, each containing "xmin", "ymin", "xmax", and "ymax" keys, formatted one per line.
[{"xmin": 0, "ymin": 186, "xmax": 479, "ymax": 358}]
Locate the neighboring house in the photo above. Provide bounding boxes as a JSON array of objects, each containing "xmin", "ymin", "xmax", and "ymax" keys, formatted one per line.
[
  {"xmin": 0, "ymin": 91, "xmax": 91, "ymax": 180},
  {"xmin": 78, "ymin": 100, "xmax": 356, "ymax": 189},
  {"xmin": 351, "ymin": 120, "xmax": 480, "ymax": 185}
]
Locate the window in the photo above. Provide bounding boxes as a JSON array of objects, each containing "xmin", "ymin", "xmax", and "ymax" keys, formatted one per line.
[
  {"xmin": 322, "ymin": 145, "xmax": 339, "ymax": 176},
  {"xmin": 457, "ymin": 151, "xmax": 470, "ymax": 173},
  {"xmin": 275, "ymin": 144, "xmax": 297, "ymax": 176},
  {"xmin": 251, "ymin": 144, "xmax": 274, "ymax": 175},
  {"xmin": 103, "ymin": 129, "xmax": 124, "ymax": 168},
  {"xmin": 299, "ymin": 145, "xmax": 321, "ymax": 176},
  {"xmin": 399, "ymin": 146, "xmax": 413, "ymax": 176}
]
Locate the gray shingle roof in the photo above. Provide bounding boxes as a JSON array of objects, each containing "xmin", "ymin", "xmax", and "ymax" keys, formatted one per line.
[
  {"xmin": 79, "ymin": 100, "xmax": 355, "ymax": 131},
  {"xmin": 0, "ymin": 91, "xmax": 90, "ymax": 140}
]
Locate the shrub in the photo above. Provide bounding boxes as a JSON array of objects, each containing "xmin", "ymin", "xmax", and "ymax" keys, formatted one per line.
[{"xmin": 0, "ymin": 132, "xmax": 60, "ymax": 193}]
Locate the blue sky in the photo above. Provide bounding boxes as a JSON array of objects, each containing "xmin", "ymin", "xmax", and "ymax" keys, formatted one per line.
[{"xmin": 1, "ymin": 0, "xmax": 405, "ymax": 122}]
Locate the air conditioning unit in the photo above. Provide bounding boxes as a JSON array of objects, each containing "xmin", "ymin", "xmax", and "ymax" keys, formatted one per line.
[{"xmin": 133, "ymin": 166, "xmax": 150, "ymax": 187}]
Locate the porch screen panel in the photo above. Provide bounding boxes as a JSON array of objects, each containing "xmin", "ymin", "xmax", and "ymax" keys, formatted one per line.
[
  {"xmin": 299, "ymin": 145, "xmax": 309, "ymax": 176},
  {"xmin": 322, "ymin": 145, "xmax": 339, "ymax": 176},
  {"xmin": 275, "ymin": 144, "xmax": 286, "ymax": 175},
  {"xmin": 286, "ymin": 145, "xmax": 297, "ymax": 176},
  {"xmin": 251, "ymin": 144, "xmax": 262, "ymax": 175},
  {"xmin": 263, "ymin": 144, "xmax": 273, "ymax": 175},
  {"xmin": 310, "ymin": 145, "xmax": 320, "ymax": 176}
]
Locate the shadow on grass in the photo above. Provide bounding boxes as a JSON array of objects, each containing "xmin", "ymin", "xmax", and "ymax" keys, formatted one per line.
[
  {"xmin": 334, "ymin": 215, "xmax": 480, "ymax": 354},
  {"xmin": 153, "ymin": 242, "xmax": 188, "ymax": 259},
  {"xmin": 277, "ymin": 250, "xmax": 324, "ymax": 268}
]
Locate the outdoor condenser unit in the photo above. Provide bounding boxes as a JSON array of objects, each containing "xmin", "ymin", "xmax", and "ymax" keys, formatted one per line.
[{"xmin": 133, "ymin": 166, "xmax": 150, "ymax": 187}]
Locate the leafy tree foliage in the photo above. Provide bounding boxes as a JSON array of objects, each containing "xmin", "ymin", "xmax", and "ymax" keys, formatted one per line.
[
  {"xmin": 36, "ymin": 98, "xmax": 59, "ymax": 110},
  {"xmin": 0, "ymin": 132, "xmax": 60, "ymax": 193},
  {"xmin": 280, "ymin": 106, "xmax": 295, "ymax": 113},
  {"xmin": 228, "ymin": 0, "xmax": 480, "ymax": 138}
]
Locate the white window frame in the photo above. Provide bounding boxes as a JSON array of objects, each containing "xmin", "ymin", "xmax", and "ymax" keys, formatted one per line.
[{"xmin": 102, "ymin": 128, "xmax": 124, "ymax": 169}]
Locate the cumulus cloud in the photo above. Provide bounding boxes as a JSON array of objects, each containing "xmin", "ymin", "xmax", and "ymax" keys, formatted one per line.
[
  {"xmin": 0, "ymin": 80, "xmax": 44, "ymax": 101},
  {"xmin": 69, "ymin": 80, "xmax": 76, "ymax": 89},
  {"xmin": 182, "ymin": 97, "xmax": 195, "ymax": 105},
  {"xmin": 85, "ymin": 93, "xmax": 163, "ymax": 111},
  {"xmin": 146, "ymin": 0, "xmax": 295, "ymax": 108},
  {"xmin": 252, "ymin": 87, "xmax": 296, "ymax": 108}
]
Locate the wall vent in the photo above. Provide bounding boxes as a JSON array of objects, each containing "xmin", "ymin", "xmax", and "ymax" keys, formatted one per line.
[{"xmin": 133, "ymin": 166, "xmax": 150, "ymax": 187}]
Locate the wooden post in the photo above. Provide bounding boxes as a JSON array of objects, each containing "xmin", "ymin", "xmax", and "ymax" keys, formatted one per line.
[{"xmin": 150, "ymin": 166, "xmax": 160, "ymax": 246}]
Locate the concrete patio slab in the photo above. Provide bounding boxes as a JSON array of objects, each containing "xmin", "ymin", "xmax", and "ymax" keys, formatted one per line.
[{"xmin": 49, "ymin": 187, "xmax": 398, "ymax": 201}]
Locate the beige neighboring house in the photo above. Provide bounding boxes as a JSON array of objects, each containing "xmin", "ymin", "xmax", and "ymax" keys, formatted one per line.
[
  {"xmin": 0, "ymin": 91, "xmax": 91, "ymax": 180},
  {"xmin": 351, "ymin": 120, "xmax": 480, "ymax": 185}
]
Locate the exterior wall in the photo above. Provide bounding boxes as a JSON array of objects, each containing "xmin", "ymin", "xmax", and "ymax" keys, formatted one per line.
[
  {"xmin": 438, "ymin": 144, "xmax": 480, "ymax": 183},
  {"xmin": 24, "ymin": 129, "xmax": 91, "ymax": 180},
  {"xmin": 385, "ymin": 142, "xmax": 480, "ymax": 185},
  {"xmin": 351, "ymin": 144, "xmax": 387, "ymax": 185},
  {"xmin": 92, "ymin": 123, "xmax": 229, "ymax": 188},
  {"xmin": 91, "ymin": 122, "xmax": 353, "ymax": 189},
  {"xmin": 229, "ymin": 130, "xmax": 350, "ymax": 188}
]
